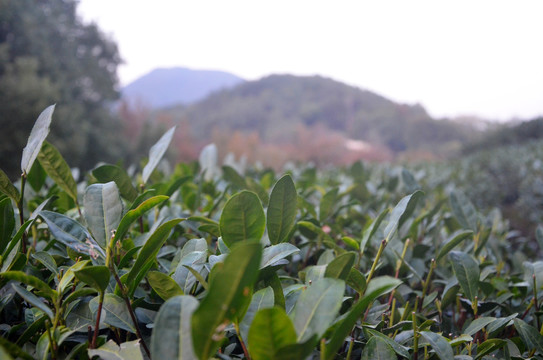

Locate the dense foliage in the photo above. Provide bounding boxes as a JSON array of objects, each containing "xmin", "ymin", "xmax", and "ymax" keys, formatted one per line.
[
  {"xmin": 0, "ymin": 0, "xmax": 124, "ymax": 178},
  {"xmin": 0, "ymin": 106, "xmax": 543, "ymax": 359}
]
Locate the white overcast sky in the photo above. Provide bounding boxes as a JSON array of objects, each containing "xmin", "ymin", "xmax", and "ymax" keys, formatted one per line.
[{"xmin": 78, "ymin": 0, "xmax": 543, "ymax": 121}]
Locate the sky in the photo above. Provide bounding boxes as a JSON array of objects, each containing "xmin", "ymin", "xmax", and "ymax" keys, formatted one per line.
[{"xmin": 77, "ymin": 0, "xmax": 543, "ymax": 121}]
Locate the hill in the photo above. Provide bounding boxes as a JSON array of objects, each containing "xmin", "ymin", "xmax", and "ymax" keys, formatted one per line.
[
  {"xmin": 121, "ymin": 67, "xmax": 245, "ymax": 108},
  {"xmin": 156, "ymin": 75, "xmax": 477, "ymax": 165}
]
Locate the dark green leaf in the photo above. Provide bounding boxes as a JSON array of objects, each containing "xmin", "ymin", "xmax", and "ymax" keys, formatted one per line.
[
  {"xmin": 325, "ymin": 252, "xmax": 356, "ymax": 280},
  {"xmin": 260, "ymin": 243, "xmax": 300, "ymax": 269},
  {"xmin": 11, "ymin": 283, "xmax": 54, "ymax": 320},
  {"xmin": 74, "ymin": 265, "xmax": 110, "ymax": 293},
  {"xmin": 2, "ymin": 271, "xmax": 57, "ymax": 300},
  {"xmin": 84, "ymin": 182, "xmax": 123, "ymax": 248},
  {"xmin": 513, "ymin": 318, "xmax": 543, "ymax": 353},
  {"xmin": 436, "ymin": 230, "xmax": 473, "ymax": 261},
  {"xmin": 142, "ymin": 126, "xmax": 176, "ymax": 184},
  {"xmin": 90, "ymin": 294, "xmax": 136, "ymax": 333},
  {"xmin": 21, "ymin": 104, "xmax": 55, "ymax": 174},
  {"xmin": 88, "ymin": 339, "xmax": 144, "ymax": 360},
  {"xmin": 450, "ymin": 190, "xmax": 478, "ymax": 232},
  {"xmin": 384, "ymin": 190, "xmax": 424, "ymax": 242},
  {"xmin": 248, "ymin": 307, "xmax": 297, "ymax": 360},
  {"xmin": 360, "ymin": 208, "xmax": 389, "ymax": 253},
  {"xmin": 147, "ymin": 271, "xmax": 184, "ymax": 300},
  {"xmin": 31, "ymin": 251, "xmax": 58, "ymax": 275},
  {"xmin": 419, "ymin": 331, "xmax": 454, "ymax": 360},
  {"xmin": 267, "ymin": 174, "xmax": 297, "ymax": 244},
  {"xmin": 37, "ymin": 141, "xmax": 77, "ymax": 202},
  {"xmin": 240, "ymin": 287, "xmax": 274, "ymax": 344},
  {"xmin": 346, "ymin": 267, "xmax": 366, "ymax": 294},
  {"xmin": 365, "ymin": 328, "xmax": 410, "ymax": 358},
  {"xmin": 449, "ymin": 251, "xmax": 479, "ymax": 301},
  {"xmin": 290, "ymin": 277, "xmax": 345, "ymax": 342},
  {"xmin": 92, "ymin": 164, "xmax": 138, "ymax": 202},
  {"xmin": 191, "ymin": 242, "xmax": 262, "ymax": 360},
  {"xmin": 319, "ymin": 187, "xmax": 339, "ymax": 222},
  {"xmin": 151, "ymin": 295, "xmax": 198, "ymax": 360},
  {"xmin": 475, "ymin": 339, "xmax": 506, "ymax": 359},
  {"xmin": 0, "ymin": 197, "xmax": 15, "ymax": 253},
  {"xmin": 219, "ymin": 191, "xmax": 265, "ymax": 247},
  {"xmin": 361, "ymin": 336, "xmax": 396, "ymax": 360},
  {"xmin": 0, "ymin": 169, "xmax": 20, "ymax": 203}
]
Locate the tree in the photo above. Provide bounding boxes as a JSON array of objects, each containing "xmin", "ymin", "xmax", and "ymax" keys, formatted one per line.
[{"xmin": 0, "ymin": 0, "xmax": 124, "ymax": 178}]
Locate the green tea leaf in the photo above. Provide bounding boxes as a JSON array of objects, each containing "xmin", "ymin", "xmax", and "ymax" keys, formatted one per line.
[
  {"xmin": 319, "ymin": 187, "xmax": 339, "ymax": 222},
  {"xmin": 419, "ymin": 331, "xmax": 454, "ymax": 360},
  {"xmin": 219, "ymin": 191, "xmax": 265, "ymax": 247},
  {"xmin": 88, "ymin": 339, "xmax": 143, "ymax": 360},
  {"xmin": 58, "ymin": 260, "xmax": 90, "ymax": 295},
  {"xmin": 148, "ymin": 271, "xmax": 184, "ymax": 300},
  {"xmin": 324, "ymin": 276, "xmax": 401, "ymax": 360},
  {"xmin": 125, "ymin": 218, "xmax": 183, "ymax": 291},
  {"xmin": 436, "ymin": 230, "xmax": 473, "ymax": 261},
  {"xmin": 21, "ymin": 104, "xmax": 55, "ymax": 174},
  {"xmin": 384, "ymin": 190, "xmax": 424, "ymax": 242},
  {"xmin": 37, "ymin": 141, "xmax": 77, "ymax": 202},
  {"xmin": 84, "ymin": 182, "xmax": 123, "ymax": 248},
  {"xmin": 74, "ymin": 265, "xmax": 110, "ymax": 293},
  {"xmin": 267, "ymin": 174, "xmax": 297, "ymax": 244},
  {"xmin": 361, "ymin": 336, "xmax": 396, "ymax": 360},
  {"xmin": 240, "ymin": 287, "xmax": 274, "ymax": 344},
  {"xmin": 260, "ymin": 243, "xmax": 300, "ymax": 269},
  {"xmin": 346, "ymin": 267, "xmax": 366, "ymax": 294},
  {"xmin": 450, "ymin": 190, "xmax": 478, "ymax": 232},
  {"xmin": 2, "ymin": 271, "xmax": 57, "ymax": 300},
  {"xmin": 449, "ymin": 251, "xmax": 479, "ymax": 301},
  {"xmin": 191, "ymin": 242, "xmax": 262, "ymax": 360},
  {"xmin": 142, "ymin": 126, "xmax": 176, "ymax": 184},
  {"xmin": 248, "ymin": 307, "xmax": 297, "ymax": 360},
  {"xmin": 31, "ymin": 251, "xmax": 58, "ymax": 275},
  {"xmin": 474, "ymin": 339, "xmax": 506, "ymax": 359},
  {"xmin": 513, "ymin": 318, "xmax": 543, "ymax": 353},
  {"xmin": 365, "ymin": 329, "xmax": 410, "ymax": 358},
  {"xmin": 0, "ymin": 197, "xmax": 15, "ymax": 254},
  {"xmin": 92, "ymin": 164, "xmax": 138, "ymax": 202},
  {"xmin": 90, "ymin": 294, "xmax": 136, "ymax": 333},
  {"xmin": 151, "ymin": 295, "xmax": 198, "ymax": 360},
  {"xmin": 112, "ymin": 195, "xmax": 169, "ymax": 246},
  {"xmin": 360, "ymin": 208, "xmax": 389, "ymax": 253},
  {"xmin": 325, "ymin": 252, "xmax": 356, "ymax": 280},
  {"xmin": 0, "ymin": 169, "xmax": 19, "ymax": 203},
  {"xmin": 222, "ymin": 165, "xmax": 247, "ymax": 189},
  {"xmin": 11, "ymin": 283, "xmax": 54, "ymax": 320},
  {"xmin": 39, "ymin": 210, "xmax": 105, "ymax": 260},
  {"xmin": 290, "ymin": 277, "xmax": 345, "ymax": 342}
]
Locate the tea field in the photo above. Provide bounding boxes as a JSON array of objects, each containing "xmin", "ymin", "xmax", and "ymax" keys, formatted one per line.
[{"xmin": 1, "ymin": 106, "xmax": 543, "ymax": 359}]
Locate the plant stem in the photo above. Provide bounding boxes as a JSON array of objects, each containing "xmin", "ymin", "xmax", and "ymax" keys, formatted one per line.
[
  {"xmin": 234, "ymin": 323, "xmax": 251, "ymax": 360},
  {"xmin": 91, "ymin": 291, "xmax": 105, "ymax": 349},
  {"xmin": 18, "ymin": 173, "xmax": 27, "ymax": 254},
  {"xmin": 412, "ymin": 312, "xmax": 419, "ymax": 360},
  {"xmin": 365, "ymin": 239, "xmax": 387, "ymax": 288},
  {"xmin": 420, "ymin": 258, "xmax": 436, "ymax": 309},
  {"xmin": 112, "ymin": 270, "xmax": 151, "ymax": 358}
]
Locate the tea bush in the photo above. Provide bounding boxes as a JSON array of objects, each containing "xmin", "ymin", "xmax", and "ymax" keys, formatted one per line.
[{"xmin": 1, "ymin": 106, "xmax": 542, "ymax": 359}]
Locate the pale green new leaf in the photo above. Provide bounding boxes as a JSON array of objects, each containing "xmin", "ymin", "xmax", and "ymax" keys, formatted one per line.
[
  {"xmin": 240, "ymin": 287, "xmax": 275, "ymax": 344},
  {"xmin": 37, "ymin": 141, "xmax": 77, "ymax": 202},
  {"xmin": 0, "ymin": 169, "xmax": 20, "ymax": 203},
  {"xmin": 248, "ymin": 307, "xmax": 297, "ymax": 360},
  {"xmin": 21, "ymin": 104, "xmax": 55, "ymax": 174},
  {"xmin": 142, "ymin": 126, "xmax": 176, "ymax": 184}
]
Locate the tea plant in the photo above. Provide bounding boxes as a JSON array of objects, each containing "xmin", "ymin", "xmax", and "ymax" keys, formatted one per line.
[{"xmin": 0, "ymin": 106, "xmax": 543, "ymax": 359}]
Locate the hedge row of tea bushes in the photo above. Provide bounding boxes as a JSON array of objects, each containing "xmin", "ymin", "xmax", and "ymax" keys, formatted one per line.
[{"xmin": 1, "ymin": 106, "xmax": 543, "ymax": 359}]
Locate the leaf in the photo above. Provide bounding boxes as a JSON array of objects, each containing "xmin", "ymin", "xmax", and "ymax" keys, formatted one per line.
[
  {"xmin": 346, "ymin": 267, "xmax": 366, "ymax": 294},
  {"xmin": 365, "ymin": 328, "xmax": 410, "ymax": 358},
  {"xmin": 361, "ymin": 336, "xmax": 396, "ymax": 360},
  {"xmin": 219, "ymin": 191, "xmax": 265, "ymax": 247},
  {"xmin": 325, "ymin": 252, "xmax": 356, "ymax": 280},
  {"xmin": 360, "ymin": 208, "xmax": 389, "ymax": 253},
  {"xmin": 92, "ymin": 164, "xmax": 139, "ymax": 202},
  {"xmin": 89, "ymin": 294, "xmax": 136, "ymax": 333},
  {"xmin": 450, "ymin": 190, "xmax": 478, "ymax": 232},
  {"xmin": 436, "ymin": 230, "xmax": 473, "ymax": 261},
  {"xmin": 463, "ymin": 317, "xmax": 495, "ymax": 336},
  {"xmin": 290, "ymin": 277, "xmax": 345, "ymax": 342},
  {"xmin": 319, "ymin": 187, "xmax": 339, "ymax": 221},
  {"xmin": 147, "ymin": 271, "xmax": 183, "ymax": 300},
  {"xmin": 84, "ymin": 182, "xmax": 124, "ymax": 249},
  {"xmin": 267, "ymin": 175, "xmax": 297, "ymax": 244},
  {"xmin": 474, "ymin": 339, "xmax": 506, "ymax": 359},
  {"xmin": 222, "ymin": 165, "xmax": 247, "ymax": 189},
  {"xmin": 58, "ymin": 260, "xmax": 90, "ymax": 295},
  {"xmin": 191, "ymin": 242, "xmax": 262, "ymax": 360},
  {"xmin": 31, "ymin": 251, "xmax": 58, "ymax": 275},
  {"xmin": 513, "ymin": 318, "xmax": 543, "ymax": 353},
  {"xmin": 0, "ymin": 337, "xmax": 32, "ymax": 360},
  {"xmin": 150, "ymin": 295, "xmax": 198, "ymax": 360},
  {"xmin": 39, "ymin": 210, "xmax": 105, "ymax": 259},
  {"xmin": 260, "ymin": 243, "xmax": 300, "ymax": 269},
  {"xmin": 248, "ymin": 307, "xmax": 297, "ymax": 360},
  {"xmin": 0, "ymin": 169, "xmax": 19, "ymax": 203},
  {"xmin": 383, "ymin": 190, "xmax": 424, "ymax": 242},
  {"xmin": 11, "ymin": 283, "xmax": 54, "ymax": 320},
  {"xmin": 142, "ymin": 126, "xmax": 176, "ymax": 184},
  {"xmin": 125, "ymin": 218, "xmax": 183, "ymax": 292},
  {"xmin": 88, "ymin": 339, "xmax": 144, "ymax": 360},
  {"xmin": 2, "ymin": 271, "xmax": 57, "ymax": 300},
  {"xmin": 419, "ymin": 331, "xmax": 454, "ymax": 360},
  {"xmin": 199, "ymin": 143, "xmax": 219, "ymax": 181},
  {"xmin": 0, "ymin": 197, "xmax": 15, "ymax": 253},
  {"xmin": 37, "ymin": 141, "xmax": 77, "ymax": 202},
  {"xmin": 240, "ymin": 287, "xmax": 275, "ymax": 344},
  {"xmin": 112, "ymin": 195, "xmax": 168, "ymax": 247},
  {"xmin": 21, "ymin": 104, "xmax": 55, "ymax": 174},
  {"xmin": 74, "ymin": 265, "xmax": 110, "ymax": 293},
  {"xmin": 449, "ymin": 251, "xmax": 479, "ymax": 301},
  {"xmin": 324, "ymin": 276, "xmax": 402, "ymax": 360}
]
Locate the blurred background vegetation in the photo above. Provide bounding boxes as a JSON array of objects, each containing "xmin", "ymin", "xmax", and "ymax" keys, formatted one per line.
[{"xmin": 1, "ymin": 0, "xmax": 542, "ymax": 239}]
